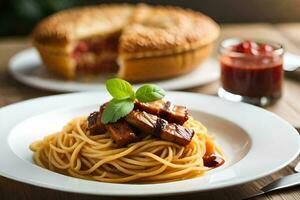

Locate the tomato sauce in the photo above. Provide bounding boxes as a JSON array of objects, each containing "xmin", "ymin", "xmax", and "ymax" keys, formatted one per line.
[
  {"xmin": 203, "ymin": 154, "xmax": 225, "ymax": 168},
  {"xmin": 220, "ymin": 41, "xmax": 283, "ymax": 98}
]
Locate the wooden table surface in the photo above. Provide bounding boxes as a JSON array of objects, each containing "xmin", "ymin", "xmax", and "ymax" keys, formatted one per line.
[{"xmin": 0, "ymin": 23, "xmax": 300, "ymax": 200}]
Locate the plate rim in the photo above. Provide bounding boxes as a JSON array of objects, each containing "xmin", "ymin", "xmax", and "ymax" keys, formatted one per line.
[
  {"xmin": 8, "ymin": 48, "xmax": 220, "ymax": 92},
  {"xmin": 0, "ymin": 91, "xmax": 299, "ymax": 196}
]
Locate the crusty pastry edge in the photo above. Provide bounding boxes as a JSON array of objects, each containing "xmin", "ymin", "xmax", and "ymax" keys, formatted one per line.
[
  {"xmin": 118, "ymin": 44, "xmax": 213, "ymax": 82},
  {"xmin": 34, "ymin": 41, "xmax": 213, "ymax": 81}
]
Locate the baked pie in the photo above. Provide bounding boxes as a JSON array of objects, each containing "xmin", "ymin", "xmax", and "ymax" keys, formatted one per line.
[{"xmin": 33, "ymin": 4, "xmax": 219, "ymax": 82}]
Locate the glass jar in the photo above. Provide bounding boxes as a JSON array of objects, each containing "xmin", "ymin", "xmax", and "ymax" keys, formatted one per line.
[{"xmin": 218, "ymin": 38, "xmax": 284, "ymax": 106}]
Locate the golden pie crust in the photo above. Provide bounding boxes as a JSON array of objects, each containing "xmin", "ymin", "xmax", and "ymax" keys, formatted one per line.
[{"xmin": 32, "ymin": 4, "xmax": 219, "ymax": 82}]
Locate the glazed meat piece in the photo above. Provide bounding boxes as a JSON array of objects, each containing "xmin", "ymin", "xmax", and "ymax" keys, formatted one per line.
[
  {"xmin": 135, "ymin": 100, "xmax": 189, "ymax": 125},
  {"xmin": 134, "ymin": 100, "xmax": 163, "ymax": 116},
  {"xmin": 87, "ymin": 103, "xmax": 109, "ymax": 134},
  {"xmin": 160, "ymin": 101, "xmax": 188, "ymax": 125},
  {"xmin": 101, "ymin": 102, "xmax": 139, "ymax": 147},
  {"xmin": 156, "ymin": 118, "xmax": 194, "ymax": 146},
  {"xmin": 87, "ymin": 111, "xmax": 106, "ymax": 134},
  {"xmin": 106, "ymin": 120, "xmax": 139, "ymax": 147},
  {"xmin": 88, "ymin": 103, "xmax": 138, "ymax": 146},
  {"xmin": 126, "ymin": 110, "xmax": 194, "ymax": 146},
  {"xmin": 125, "ymin": 110, "xmax": 158, "ymax": 134}
]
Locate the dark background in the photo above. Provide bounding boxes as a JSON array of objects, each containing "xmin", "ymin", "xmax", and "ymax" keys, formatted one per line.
[{"xmin": 1, "ymin": 0, "xmax": 300, "ymax": 36}]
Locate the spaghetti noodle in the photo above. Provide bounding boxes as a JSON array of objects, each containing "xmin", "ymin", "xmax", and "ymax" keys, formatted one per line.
[{"xmin": 30, "ymin": 116, "xmax": 223, "ymax": 183}]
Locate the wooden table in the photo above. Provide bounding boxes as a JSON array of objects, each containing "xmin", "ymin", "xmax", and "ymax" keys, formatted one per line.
[{"xmin": 0, "ymin": 24, "xmax": 300, "ymax": 200}]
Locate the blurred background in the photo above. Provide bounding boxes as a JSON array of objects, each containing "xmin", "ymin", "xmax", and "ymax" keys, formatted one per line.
[{"xmin": 1, "ymin": 0, "xmax": 300, "ymax": 36}]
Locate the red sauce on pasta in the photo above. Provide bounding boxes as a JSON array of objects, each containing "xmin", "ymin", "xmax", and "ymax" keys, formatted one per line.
[{"xmin": 203, "ymin": 155, "xmax": 225, "ymax": 168}]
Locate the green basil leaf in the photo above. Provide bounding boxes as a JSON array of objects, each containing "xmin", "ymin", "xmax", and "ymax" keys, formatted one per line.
[
  {"xmin": 106, "ymin": 78, "xmax": 135, "ymax": 100},
  {"xmin": 101, "ymin": 99, "xmax": 134, "ymax": 124},
  {"xmin": 135, "ymin": 84, "xmax": 165, "ymax": 103}
]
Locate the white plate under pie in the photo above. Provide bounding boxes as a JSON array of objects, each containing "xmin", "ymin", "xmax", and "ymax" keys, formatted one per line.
[
  {"xmin": 0, "ymin": 92, "xmax": 299, "ymax": 196},
  {"xmin": 8, "ymin": 48, "xmax": 220, "ymax": 92}
]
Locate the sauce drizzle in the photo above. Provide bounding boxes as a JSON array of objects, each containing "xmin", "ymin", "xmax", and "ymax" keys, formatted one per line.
[{"xmin": 203, "ymin": 155, "xmax": 225, "ymax": 168}]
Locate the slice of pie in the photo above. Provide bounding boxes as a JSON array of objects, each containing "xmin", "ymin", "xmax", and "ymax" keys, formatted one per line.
[{"xmin": 32, "ymin": 4, "xmax": 219, "ymax": 82}]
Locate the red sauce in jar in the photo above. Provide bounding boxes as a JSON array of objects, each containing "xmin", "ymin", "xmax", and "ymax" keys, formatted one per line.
[{"xmin": 220, "ymin": 41, "xmax": 283, "ymax": 98}]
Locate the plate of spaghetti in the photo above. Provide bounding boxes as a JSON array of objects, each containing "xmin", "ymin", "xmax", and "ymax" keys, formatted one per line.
[{"xmin": 0, "ymin": 79, "xmax": 299, "ymax": 196}]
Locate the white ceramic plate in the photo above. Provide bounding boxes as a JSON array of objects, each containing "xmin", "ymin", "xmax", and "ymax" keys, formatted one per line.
[
  {"xmin": 0, "ymin": 92, "xmax": 299, "ymax": 196},
  {"xmin": 8, "ymin": 48, "xmax": 220, "ymax": 92}
]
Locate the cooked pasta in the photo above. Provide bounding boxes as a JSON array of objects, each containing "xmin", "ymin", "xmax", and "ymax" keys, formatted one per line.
[{"xmin": 30, "ymin": 116, "xmax": 223, "ymax": 183}]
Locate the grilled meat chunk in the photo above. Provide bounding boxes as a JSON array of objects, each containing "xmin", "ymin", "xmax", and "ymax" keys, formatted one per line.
[
  {"xmin": 89, "ymin": 101, "xmax": 192, "ymax": 146},
  {"xmin": 125, "ymin": 110, "xmax": 157, "ymax": 134},
  {"xmin": 88, "ymin": 103, "xmax": 138, "ymax": 146},
  {"xmin": 87, "ymin": 103, "xmax": 109, "ymax": 134},
  {"xmin": 157, "ymin": 118, "xmax": 194, "ymax": 146},
  {"xmin": 160, "ymin": 101, "xmax": 188, "ymax": 125},
  {"xmin": 87, "ymin": 111, "xmax": 106, "ymax": 134},
  {"xmin": 134, "ymin": 100, "xmax": 163, "ymax": 116},
  {"xmin": 126, "ymin": 110, "xmax": 194, "ymax": 146},
  {"xmin": 106, "ymin": 120, "xmax": 138, "ymax": 147},
  {"xmin": 135, "ymin": 100, "xmax": 189, "ymax": 125}
]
